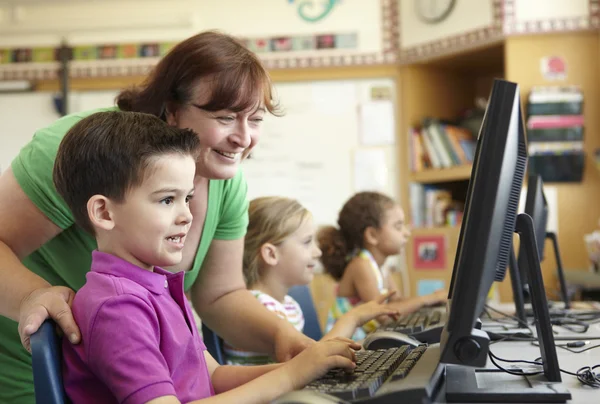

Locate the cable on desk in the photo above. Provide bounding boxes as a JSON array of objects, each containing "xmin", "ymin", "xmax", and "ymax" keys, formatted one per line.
[
  {"xmin": 488, "ymin": 350, "xmax": 600, "ymax": 388},
  {"xmin": 531, "ymin": 340, "xmax": 600, "ymax": 354},
  {"xmin": 484, "ymin": 304, "xmax": 536, "ymax": 335},
  {"xmin": 485, "ymin": 305, "xmax": 600, "ymax": 387}
]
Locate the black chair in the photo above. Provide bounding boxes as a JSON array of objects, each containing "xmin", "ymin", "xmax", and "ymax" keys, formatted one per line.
[
  {"xmin": 202, "ymin": 285, "xmax": 323, "ymax": 365},
  {"xmin": 30, "ymin": 320, "xmax": 68, "ymax": 404},
  {"xmin": 202, "ymin": 323, "xmax": 226, "ymax": 365},
  {"xmin": 288, "ymin": 285, "xmax": 323, "ymax": 341}
]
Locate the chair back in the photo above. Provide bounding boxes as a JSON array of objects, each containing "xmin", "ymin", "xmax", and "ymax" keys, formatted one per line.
[
  {"xmin": 30, "ymin": 320, "xmax": 67, "ymax": 404},
  {"xmin": 288, "ymin": 285, "xmax": 323, "ymax": 341},
  {"xmin": 201, "ymin": 323, "xmax": 226, "ymax": 365}
]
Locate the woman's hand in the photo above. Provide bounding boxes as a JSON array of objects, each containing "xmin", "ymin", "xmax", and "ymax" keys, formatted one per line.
[
  {"xmin": 274, "ymin": 321, "xmax": 316, "ymax": 362},
  {"xmin": 18, "ymin": 286, "xmax": 80, "ymax": 352}
]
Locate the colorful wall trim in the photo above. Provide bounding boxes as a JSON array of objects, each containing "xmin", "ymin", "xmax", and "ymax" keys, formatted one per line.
[
  {"xmin": 503, "ymin": 0, "xmax": 600, "ymax": 35},
  {"xmin": 1, "ymin": 0, "xmax": 600, "ymax": 81}
]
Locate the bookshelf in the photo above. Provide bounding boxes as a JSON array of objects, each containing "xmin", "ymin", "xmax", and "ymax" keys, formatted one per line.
[
  {"xmin": 410, "ymin": 164, "xmax": 472, "ymax": 183},
  {"xmin": 399, "ymin": 43, "xmax": 505, "ymax": 297}
]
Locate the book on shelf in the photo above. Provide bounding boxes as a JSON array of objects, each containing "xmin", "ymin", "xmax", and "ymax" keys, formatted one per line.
[
  {"xmin": 409, "ymin": 183, "xmax": 464, "ymax": 228},
  {"xmin": 526, "ymin": 86, "xmax": 585, "ymax": 183},
  {"xmin": 409, "ymin": 119, "xmax": 476, "ymax": 172}
]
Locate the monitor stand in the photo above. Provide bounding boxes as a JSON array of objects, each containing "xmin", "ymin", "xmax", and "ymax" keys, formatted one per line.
[
  {"xmin": 445, "ymin": 214, "xmax": 571, "ymax": 403},
  {"xmin": 509, "ymin": 245, "xmax": 528, "ymax": 327},
  {"xmin": 523, "ymin": 231, "xmax": 571, "ymax": 317},
  {"xmin": 546, "ymin": 231, "xmax": 570, "ymax": 310}
]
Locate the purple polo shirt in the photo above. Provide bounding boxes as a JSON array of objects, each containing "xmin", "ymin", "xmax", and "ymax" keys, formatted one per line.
[{"xmin": 63, "ymin": 251, "xmax": 214, "ymax": 404}]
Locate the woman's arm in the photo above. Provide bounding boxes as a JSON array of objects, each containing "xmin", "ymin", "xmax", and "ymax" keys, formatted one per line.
[
  {"xmin": 191, "ymin": 238, "xmax": 313, "ymax": 362},
  {"xmin": 0, "ymin": 169, "xmax": 79, "ymax": 350}
]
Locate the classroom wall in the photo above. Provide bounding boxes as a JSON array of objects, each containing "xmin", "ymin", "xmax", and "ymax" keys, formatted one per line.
[
  {"xmin": 501, "ymin": 31, "xmax": 600, "ymax": 301},
  {"xmin": 0, "ymin": 0, "xmax": 201, "ymax": 46},
  {"xmin": 0, "ymin": 0, "xmax": 385, "ymax": 54},
  {"xmin": 399, "ymin": 0, "xmax": 496, "ymax": 49},
  {"xmin": 505, "ymin": 0, "xmax": 594, "ymax": 34}
]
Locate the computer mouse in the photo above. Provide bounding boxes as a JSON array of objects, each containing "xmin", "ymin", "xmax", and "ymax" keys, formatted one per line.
[
  {"xmin": 271, "ymin": 390, "xmax": 349, "ymax": 404},
  {"xmin": 362, "ymin": 330, "xmax": 421, "ymax": 350}
]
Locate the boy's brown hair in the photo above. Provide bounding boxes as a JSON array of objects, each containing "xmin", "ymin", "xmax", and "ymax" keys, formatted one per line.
[{"xmin": 53, "ymin": 111, "xmax": 200, "ymax": 234}]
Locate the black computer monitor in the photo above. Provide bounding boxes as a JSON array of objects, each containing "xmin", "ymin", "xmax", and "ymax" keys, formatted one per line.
[
  {"xmin": 441, "ymin": 79, "xmax": 568, "ymax": 402},
  {"xmin": 518, "ymin": 174, "xmax": 570, "ymax": 309},
  {"xmin": 441, "ymin": 78, "xmax": 527, "ymax": 368}
]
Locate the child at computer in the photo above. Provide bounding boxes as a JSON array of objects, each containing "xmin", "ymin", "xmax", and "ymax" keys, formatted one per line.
[
  {"xmin": 318, "ymin": 191, "xmax": 447, "ymax": 340},
  {"xmin": 55, "ymin": 111, "xmax": 360, "ymax": 404},
  {"xmin": 224, "ymin": 196, "xmax": 398, "ymax": 365}
]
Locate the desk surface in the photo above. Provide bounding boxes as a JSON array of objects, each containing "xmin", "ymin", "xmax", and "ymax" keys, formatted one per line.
[
  {"xmin": 484, "ymin": 339, "xmax": 599, "ymax": 403},
  {"xmin": 430, "ymin": 305, "xmax": 600, "ymax": 403},
  {"xmin": 472, "ymin": 321, "xmax": 600, "ymax": 404}
]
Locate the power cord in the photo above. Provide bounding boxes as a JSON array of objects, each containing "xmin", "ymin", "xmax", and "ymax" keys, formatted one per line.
[
  {"xmin": 488, "ymin": 351, "xmax": 600, "ymax": 388},
  {"xmin": 484, "ymin": 304, "xmax": 536, "ymax": 335},
  {"xmin": 484, "ymin": 305, "xmax": 600, "ymax": 388}
]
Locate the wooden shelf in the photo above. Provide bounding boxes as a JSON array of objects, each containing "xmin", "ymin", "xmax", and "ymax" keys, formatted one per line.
[
  {"xmin": 410, "ymin": 165, "xmax": 472, "ymax": 183},
  {"xmin": 411, "ymin": 226, "xmax": 461, "ymax": 235}
]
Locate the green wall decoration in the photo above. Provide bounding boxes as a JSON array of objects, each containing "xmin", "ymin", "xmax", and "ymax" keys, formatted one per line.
[{"xmin": 289, "ymin": 0, "xmax": 340, "ymax": 23}]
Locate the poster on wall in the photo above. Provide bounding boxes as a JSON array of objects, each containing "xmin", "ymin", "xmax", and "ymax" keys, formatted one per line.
[
  {"xmin": 540, "ymin": 56, "xmax": 567, "ymax": 81},
  {"xmin": 412, "ymin": 235, "xmax": 446, "ymax": 270},
  {"xmin": 417, "ymin": 279, "xmax": 445, "ymax": 297}
]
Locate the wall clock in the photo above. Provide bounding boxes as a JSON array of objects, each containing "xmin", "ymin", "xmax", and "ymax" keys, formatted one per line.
[{"xmin": 415, "ymin": 0, "xmax": 456, "ymax": 24}]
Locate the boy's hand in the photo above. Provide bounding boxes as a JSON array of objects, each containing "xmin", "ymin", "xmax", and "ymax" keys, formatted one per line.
[
  {"xmin": 274, "ymin": 321, "xmax": 315, "ymax": 362},
  {"xmin": 350, "ymin": 291, "xmax": 399, "ymax": 326},
  {"xmin": 282, "ymin": 337, "xmax": 361, "ymax": 390}
]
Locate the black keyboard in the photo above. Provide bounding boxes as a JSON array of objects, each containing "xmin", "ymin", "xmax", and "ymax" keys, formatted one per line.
[
  {"xmin": 303, "ymin": 345, "xmax": 429, "ymax": 401},
  {"xmin": 382, "ymin": 310, "xmax": 444, "ymax": 334}
]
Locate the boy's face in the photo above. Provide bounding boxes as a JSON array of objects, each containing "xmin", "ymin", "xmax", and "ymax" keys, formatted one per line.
[
  {"xmin": 105, "ymin": 154, "xmax": 196, "ymax": 271},
  {"xmin": 274, "ymin": 215, "xmax": 322, "ymax": 287}
]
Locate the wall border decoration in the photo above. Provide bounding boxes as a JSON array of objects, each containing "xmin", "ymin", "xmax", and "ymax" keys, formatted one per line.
[
  {"xmin": 1, "ymin": 0, "xmax": 600, "ymax": 81},
  {"xmin": 0, "ymin": 0, "xmax": 400, "ymax": 81},
  {"xmin": 503, "ymin": 0, "xmax": 600, "ymax": 35},
  {"xmin": 261, "ymin": 0, "xmax": 399, "ymax": 69}
]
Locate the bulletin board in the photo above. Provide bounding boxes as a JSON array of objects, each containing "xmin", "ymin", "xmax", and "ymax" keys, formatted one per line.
[{"xmin": 0, "ymin": 78, "xmax": 399, "ymax": 230}]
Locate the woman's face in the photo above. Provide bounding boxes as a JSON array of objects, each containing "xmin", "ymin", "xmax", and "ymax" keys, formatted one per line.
[{"xmin": 167, "ymin": 81, "xmax": 265, "ymax": 180}]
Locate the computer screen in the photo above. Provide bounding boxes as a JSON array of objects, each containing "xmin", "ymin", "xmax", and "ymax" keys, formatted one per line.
[
  {"xmin": 518, "ymin": 174, "xmax": 548, "ymax": 300},
  {"xmin": 441, "ymin": 79, "xmax": 528, "ymax": 367}
]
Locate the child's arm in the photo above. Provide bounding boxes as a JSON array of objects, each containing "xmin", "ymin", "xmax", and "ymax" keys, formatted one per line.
[
  {"xmin": 348, "ymin": 258, "xmax": 385, "ymax": 302},
  {"xmin": 146, "ymin": 338, "xmax": 361, "ymax": 404},
  {"xmin": 321, "ymin": 291, "xmax": 398, "ymax": 340},
  {"xmin": 350, "ymin": 259, "xmax": 445, "ymax": 315},
  {"xmin": 384, "ymin": 270, "xmax": 403, "ymax": 300},
  {"xmin": 203, "ymin": 352, "xmax": 282, "ymax": 393}
]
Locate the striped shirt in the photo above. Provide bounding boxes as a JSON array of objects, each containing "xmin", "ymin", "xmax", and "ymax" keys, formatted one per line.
[{"xmin": 223, "ymin": 290, "xmax": 305, "ymax": 365}]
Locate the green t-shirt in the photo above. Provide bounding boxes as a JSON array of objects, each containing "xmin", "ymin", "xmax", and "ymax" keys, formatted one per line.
[{"xmin": 0, "ymin": 107, "xmax": 249, "ymax": 403}]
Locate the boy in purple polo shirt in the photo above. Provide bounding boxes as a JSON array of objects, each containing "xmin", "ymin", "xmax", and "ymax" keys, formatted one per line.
[{"xmin": 54, "ymin": 111, "xmax": 360, "ymax": 404}]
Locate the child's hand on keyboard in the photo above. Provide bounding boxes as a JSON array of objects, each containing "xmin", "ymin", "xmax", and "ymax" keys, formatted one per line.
[
  {"xmin": 351, "ymin": 291, "xmax": 399, "ymax": 326},
  {"xmin": 421, "ymin": 289, "xmax": 448, "ymax": 307},
  {"xmin": 281, "ymin": 337, "xmax": 361, "ymax": 390}
]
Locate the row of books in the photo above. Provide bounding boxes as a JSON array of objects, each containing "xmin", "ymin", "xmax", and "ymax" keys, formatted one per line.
[
  {"xmin": 409, "ymin": 183, "xmax": 464, "ymax": 228},
  {"xmin": 409, "ymin": 119, "xmax": 476, "ymax": 172},
  {"xmin": 526, "ymin": 86, "xmax": 584, "ymax": 183}
]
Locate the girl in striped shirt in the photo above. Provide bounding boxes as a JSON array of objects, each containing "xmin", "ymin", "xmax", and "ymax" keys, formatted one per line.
[{"xmin": 224, "ymin": 196, "xmax": 397, "ymax": 365}]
